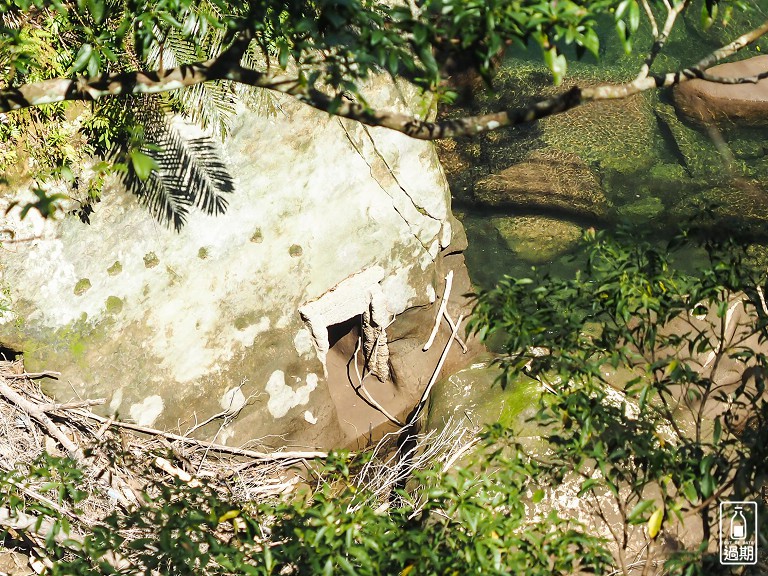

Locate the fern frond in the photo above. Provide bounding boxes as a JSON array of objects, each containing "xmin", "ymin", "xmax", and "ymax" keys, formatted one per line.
[
  {"xmin": 238, "ymin": 46, "xmax": 282, "ymax": 119},
  {"xmin": 154, "ymin": 119, "xmax": 234, "ymax": 216},
  {"xmin": 179, "ymin": 81, "xmax": 237, "ymax": 138},
  {"xmin": 110, "ymin": 98, "xmax": 234, "ymax": 231},
  {"xmin": 123, "ymin": 167, "xmax": 193, "ymax": 232},
  {"xmin": 146, "ymin": 7, "xmax": 240, "ymax": 138}
]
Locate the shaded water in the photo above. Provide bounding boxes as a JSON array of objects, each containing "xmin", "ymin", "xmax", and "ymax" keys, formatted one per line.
[
  {"xmin": 437, "ymin": 1, "xmax": 768, "ymax": 289},
  {"xmin": 447, "ymin": 74, "xmax": 768, "ymax": 290}
]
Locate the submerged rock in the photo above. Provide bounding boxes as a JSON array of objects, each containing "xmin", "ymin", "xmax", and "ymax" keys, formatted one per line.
[
  {"xmin": 490, "ymin": 215, "xmax": 583, "ymax": 264},
  {"xmin": 474, "ymin": 149, "xmax": 608, "ymax": 219},
  {"xmin": 673, "ymin": 55, "xmax": 768, "ymax": 127}
]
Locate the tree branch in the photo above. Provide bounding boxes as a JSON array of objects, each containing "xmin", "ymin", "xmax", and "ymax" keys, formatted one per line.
[
  {"xmin": 0, "ymin": 19, "xmax": 766, "ymax": 139},
  {"xmin": 70, "ymin": 409, "xmax": 330, "ymax": 461},
  {"xmin": 0, "ymin": 376, "xmax": 84, "ymax": 461},
  {"xmin": 635, "ymin": 0, "xmax": 690, "ymax": 81}
]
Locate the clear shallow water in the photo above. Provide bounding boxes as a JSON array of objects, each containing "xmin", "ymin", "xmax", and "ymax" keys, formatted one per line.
[{"xmin": 438, "ymin": 11, "xmax": 768, "ymax": 290}]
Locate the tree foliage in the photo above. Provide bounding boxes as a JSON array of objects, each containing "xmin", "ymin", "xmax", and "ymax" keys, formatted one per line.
[
  {"xmin": 0, "ymin": 429, "xmax": 610, "ymax": 575},
  {"xmin": 470, "ymin": 228, "xmax": 768, "ymax": 573},
  {"xmin": 0, "ymin": 0, "xmax": 764, "ymax": 226}
]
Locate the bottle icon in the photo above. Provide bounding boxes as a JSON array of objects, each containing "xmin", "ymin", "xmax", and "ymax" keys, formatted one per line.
[{"xmin": 730, "ymin": 506, "xmax": 747, "ymax": 540}]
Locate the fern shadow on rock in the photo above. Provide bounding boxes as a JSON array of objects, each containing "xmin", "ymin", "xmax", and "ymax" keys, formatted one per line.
[{"xmin": 123, "ymin": 117, "xmax": 235, "ymax": 232}]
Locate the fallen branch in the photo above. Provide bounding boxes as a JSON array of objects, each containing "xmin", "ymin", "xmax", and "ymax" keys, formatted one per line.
[
  {"xmin": 413, "ymin": 313, "xmax": 464, "ymax": 423},
  {"xmin": 0, "ymin": 376, "xmax": 83, "ymax": 461},
  {"xmin": 443, "ymin": 310, "xmax": 468, "ymax": 353},
  {"xmin": 37, "ymin": 398, "xmax": 106, "ymax": 412},
  {"xmin": 69, "ymin": 409, "xmax": 330, "ymax": 461},
  {"xmin": 423, "ymin": 271, "xmax": 453, "ymax": 351},
  {"xmin": 154, "ymin": 456, "xmax": 201, "ymax": 487},
  {"xmin": 4, "ymin": 370, "xmax": 62, "ymax": 380}
]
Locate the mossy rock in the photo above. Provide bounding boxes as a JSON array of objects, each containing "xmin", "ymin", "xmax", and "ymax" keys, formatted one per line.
[
  {"xmin": 490, "ymin": 216, "xmax": 583, "ymax": 265},
  {"xmin": 474, "ymin": 149, "xmax": 608, "ymax": 218},
  {"xmin": 105, "ymin": 296, "xmax": 123, "ymax": 314},
  {"xmin": 654, "ymin": 103, "xmax": 725, "ymax": 180},
  {"xmin": 540, "ymin": 92, "xmax": 660, "ymax": 174},
  {"xmin": 617, "ymin": 196, "xmax": 666, "ymax": 222},
  {"xmin": 73, "ymin": 278, "xmax": 91, "ymax": 296},
  {"xmin": 427, "ymin": 355, "xmax": 544, "ymax": 437}
]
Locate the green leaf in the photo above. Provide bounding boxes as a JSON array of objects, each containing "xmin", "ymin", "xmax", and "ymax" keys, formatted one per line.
[
  {"xmin": 628, "ymin": 0, "xmax": 640, "ymax": 32},
  {"xmin": 543, "ymin": 47, "xmax": 567, "ymax": 85},
  {"xmin": 616, "ymin": 20, "xmax": 632, "ymax": 53},
  {"xmin": 700, "ymin": 2, "xmax": 718, "ymax": 29},
  {"xmin": 71, "ymin": 44, "xmax": 93, "ymax": 72},
  {"xmin": 700, "ymin": 472, "xmax": 715, "ymax": 498},
  {"xmin": 579, "ymin": 28, "xmax": 600, "ymax": 59},
  {"xmin": 532, "ymin": 489, "xmax": 545, "ymax": 503},
  {"xmin": 713, "ymin": 417, "xmax": 721, "ymax": 444},
  {"xmin": 129, "ymin": 150, "xmax": 159, "ymax": 181},
  {"xmin": 682, "ymin": 482, "xmax": 699, "ymax": 504},
  {"xmin": 578, "ymin": 478, "xmax": 599, "ymax": 496},
  {"xmin": 218, "ymin": 509, "xmax": 240, "ymax": 523},
  {"xmin": 627, "ymin": 499, "xmax": 655, "ymax": 524},
  {"xmin": 615, "ymin": 0, "xmax": 631, "ymax": 20},
  {"xmin": 87, "ymin": 0, "xmax": 105, "ymax": 23}
]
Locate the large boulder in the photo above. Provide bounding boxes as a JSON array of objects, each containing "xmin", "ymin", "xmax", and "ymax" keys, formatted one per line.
[
  {"xmin": 0, "ymin": 77, "xmax": 479, "ymax": 450},
  {"xmin": 673, "ymin": 55, "xmax": 768, "ymax": 127}
]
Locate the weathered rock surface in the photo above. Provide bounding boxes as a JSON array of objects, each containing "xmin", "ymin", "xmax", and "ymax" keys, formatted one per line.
[
  {"xmin": 673, "ymin": 55, "xmax": 768, "ymax": 127},
  {"xmin": 0, "ymin": 77, "xmax": 478, "ymax": 450},
  {"xmin": 473, "ymin": 149, "xmax": 608, "ymax": 218}
]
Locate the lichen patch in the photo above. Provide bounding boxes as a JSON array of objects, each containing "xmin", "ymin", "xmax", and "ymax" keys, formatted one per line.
[
  {"xmin": 129, "ymin": 395, "xmax": 164, "ymax": 427},
  {"xmin": 265, "ymin": 370, "xmax": 319, "ymax": 418}
]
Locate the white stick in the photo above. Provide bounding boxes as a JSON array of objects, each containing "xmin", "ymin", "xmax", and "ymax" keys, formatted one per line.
[
  {"xmin": 442, "ymin": 311, "xmax": 468, "ymax": 353},
  {"xmin": 414, "ymin": 314, "xmax": 464, "ymax": 421},
  {"xmin": 72, "ymin": 410, "xmax": 330, "ymax": 460},
  {"xmin": 423, "ymin": 270, "xmax": 453, "ymax": 351}
]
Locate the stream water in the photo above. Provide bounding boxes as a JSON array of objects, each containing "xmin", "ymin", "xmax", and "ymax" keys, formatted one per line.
[{"xmin": 430, "ymin": 24, "xmax": 768, "ymax": 428}]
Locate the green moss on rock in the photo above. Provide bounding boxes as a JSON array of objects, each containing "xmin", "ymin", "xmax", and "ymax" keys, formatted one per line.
[
  {"xmin": 491, "ymin": 216, "xmax": 583, "ymax": 265},
  {"xmin": 234, "ymin": 311, "xmax": 259, "ymax": 330},
  {"xmin": 289, "ymin": 244, "xmax": 303, "ymax": 258},
  {"xmin": 197, "ymin": 247, "xmax": 209, "ymax": 259},
  {"xmin": 107, "ymin": 261, "xmax": 122, "ymax": 276},
  {"xmin": 74, "ymin": 278, "xmax": 92, "ymax": 296},
  {"xmin": 105, "ymin": 296, "xmax": 123, "ymax": 314},
  {"xmin": 654, "ymin": 103, "xmax": 724, "ymax": 180},
  {"xmin": 250, "ymin": 229, "xmax": 263, "ymax": 243},
  {"xmin": 143, "ymin": 252, "xmax": 159, "ymax": 268},
  {"xmin": 618, "ymin": 196, "xmax": 665, "ymax": 221},
  {"xmin": 428, "ymin": 355, "xmax": 543, "ymax": 437}
]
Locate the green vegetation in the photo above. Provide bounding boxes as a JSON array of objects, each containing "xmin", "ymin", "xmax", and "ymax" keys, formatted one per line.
[
  {"xmin": 143, "ymin": 252, "xmax": 159, "ymax": 268},
  {"xmin": 470, "ymin": 227, "xmax": 768, "ymax": 572},
  {"xmin": 1, "ymin": 428, "xmax": 611, "ymax": 575},
  {"xmin": 105, "ymin": 295, "xmax": 123, "ymax": 314},
  {"xmin": 73, "ymin": 278, "xmax": 91, "ymax": 296},
  {"xmin": 3, "ymin": 229, "xmax": 768, "ymax": 574},
  {"xmin": 0, "ymin": 0, "xmax": 762, "ymax": 224}
]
